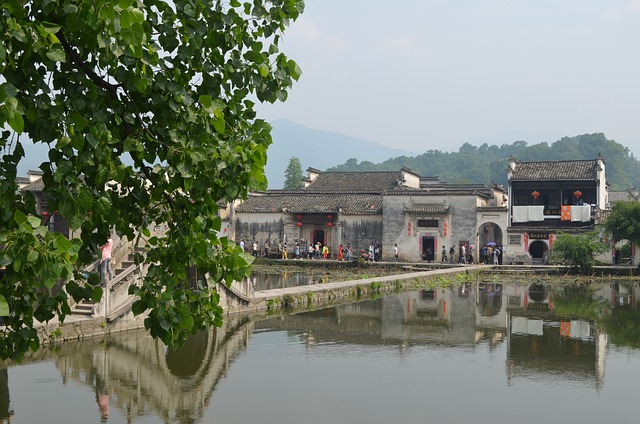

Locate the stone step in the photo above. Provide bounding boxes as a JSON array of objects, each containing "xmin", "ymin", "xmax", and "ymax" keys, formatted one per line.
[{"xmin": 71, "ymin": 301, "xmax": 95, "ymax": 316}]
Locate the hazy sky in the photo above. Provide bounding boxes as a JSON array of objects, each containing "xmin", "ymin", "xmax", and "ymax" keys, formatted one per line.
[{"xmin": 258, "ymin": 0, "xmax": 640, "ymax": 158}]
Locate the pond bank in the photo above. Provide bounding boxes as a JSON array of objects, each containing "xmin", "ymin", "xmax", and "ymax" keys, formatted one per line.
[{"xmin": 37, "ymin": 261, "xmax": 638, "ymax": 346}]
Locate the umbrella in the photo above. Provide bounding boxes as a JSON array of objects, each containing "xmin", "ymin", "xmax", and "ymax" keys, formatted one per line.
[{"xmin": 486, "ymin": 241, "xmax": 497, "ymax": 247}]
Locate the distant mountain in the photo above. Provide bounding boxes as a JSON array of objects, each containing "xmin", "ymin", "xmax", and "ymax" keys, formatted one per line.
[{"xmin": 264, "ymin": 119, "xmax": 414, "ymax": 189}]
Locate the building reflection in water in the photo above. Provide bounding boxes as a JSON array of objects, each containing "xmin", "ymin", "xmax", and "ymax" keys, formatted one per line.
[
  {"xmin": 7, "ymin": 280, "xmax": 640, "ymax": 421},
  {"xmin": 257, "ymin": 280, "xmax": 640, "ymax": 391}
]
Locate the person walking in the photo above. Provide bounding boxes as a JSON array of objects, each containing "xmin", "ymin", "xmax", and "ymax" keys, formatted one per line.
[
  {"xmin": 282, "ymin": 243, "xmax": 288, "ymax": 259},
  {"xmin": 99, "ymin": 236, "xmax": 114, "ymax": 284},
  {"xmin": 322, "ymin": 244, "xmax": 329, "ymax": 260},
  {"xmin": 346, "ymin": 243, "xmax": 352, "ymax": 261},
  {"xmin": 308, "ymin": 243, "xmax": 314, "ymax": 259},
  {"xmin": 441, "ymin": 246, "xmax": 447, "ymax": 263},
  {"xmin": 337, "ymin": 244, "xmax": 344, "ymax": 261},
  {"xmin": 393, "ymin": 244, "xmax": 399, "ymax": 262}
]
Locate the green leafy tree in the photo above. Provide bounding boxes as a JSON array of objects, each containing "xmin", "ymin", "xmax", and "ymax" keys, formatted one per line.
[
  {"xmin": 0, "ymin": 0, "xmax": 303, "ymax": 360},
  {"xmin": 548, "ymin": 231, "xmax": 608, "ymax": 274},
  {"xmin": 325, "ymin": 133, "xmax": 640, "ymax": 190},
  {"xmin": 603, "ymin": 201, "xmax": 640, "ymax": 245},
  {"xmin": 283, "ymin": 156, "xmax": 303, "ymax": 189}
]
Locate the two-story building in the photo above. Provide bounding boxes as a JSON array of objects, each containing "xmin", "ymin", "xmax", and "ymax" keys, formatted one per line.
[{"xmin": 504, "ymin": 156, "xmax": 608, "ymax": 264}]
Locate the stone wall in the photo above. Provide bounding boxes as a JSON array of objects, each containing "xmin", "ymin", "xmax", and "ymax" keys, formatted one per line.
[
  {"xmin": 234, "ymin": 214, "xmax": 285, "ymax": 247},
  {"xmin": 339, "ymin": 216, "xmax": 383, "ymax": 256},
  {"xmin": 382, "ymin": 195, "xmax": 483, "ymax": 262}
]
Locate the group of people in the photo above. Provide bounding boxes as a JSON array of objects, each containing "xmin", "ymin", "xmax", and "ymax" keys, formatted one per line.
[
  {"xmin": 366, "ymin": 242, "xmax": 383, "ymax": 262},
  {"xmin": 438, "ymin": 243, "xmax": 501, "ymax": 265},
  {"xmin": 238, "ymin": 239, "xmax": 357, "ymax": 261},
  {"xmin": 480, "ymin": 244, "xmax": 502, "ymax": 265},
  {"xmin": 439, "ymin": 244, "xmax": 472, "ymax": 264},
  {"xmin": 236, "ymin": 238, "xmax": 504, "ymax": 264}
]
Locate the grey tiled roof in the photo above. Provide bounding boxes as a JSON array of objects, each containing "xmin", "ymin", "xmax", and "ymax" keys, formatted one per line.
[
  {"xmin": 385, "ymin": 187, "xmax": 493, "ymax": 198},
  {"xmin": 609, "ymin": 190, "xmax": 639, "ymax": 203},
  {"xmin": 306, "ymin": 171, "xmax": 404, "ymax": 192},
  {"xmin": 477, "ymin": 206, "xmax": 509, "ymax": 212},
  {"xmin": 507, "ymin": 225, "xmax": 595, "ymax": 233},
  {"xmin": 510, "ymin": 159, "xmax": 600, "ymax": 181},
  {"xmin": 20, "ymin": 178, "xmax": 45, "ymax": 191},
  {"xmin": 236, "ymin": 193, "xmax": 383, "ymax": 215}
]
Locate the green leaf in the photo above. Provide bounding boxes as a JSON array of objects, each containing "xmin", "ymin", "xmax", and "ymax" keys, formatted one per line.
[
  {"xmin": 70, "ymin": 112, "xmax": 89, "ymax": 132},
  {"xmin": 0, "ymin": 294, "xmax": 9, "ymax": 316},
  {"xmin": 13, "ymin": 257, "xmax": 21, "ymax": 272},
  {"xmin": 39, "ymin": 21, "xmax": 62, "ymax": 34},
  {"xmin": 91, "ymin": 286, "xmax": 103, "ymax": 302},
  {"xmin": 27, "ymin": 215, "xmax": 41, "ymax": 228},
  {"xmin": 0, "ymin": 82, "xmax": 18, "ymax": 100},
  {"xmin": 131, "ymin": 299, "xmax": 147, "ymax": 316},
  {"xmin": 159, "ymin": 318, "xmax": 171, "ymax": 331},
  {"xmin": 0, "ymin": 251, "xmax": 11, "ymax": 268},
  {"xmin": 8, "ymin": 113, "xmax": 24, "ymax": 133},
  {"xmin": 27, "ymin": 249, "xmax": 38, "ymax": 263},
  {"xmin": 63, "ymin": 4, "xmax": 78, "ymax": 14},
  {"xmin": 179, "ymin": 314, "xmax": 194, "ymax": 331},
  {"xmin": 14, "ymin": 210, "xmax": 28, "ymax": 227},
  {"xmin": 199, "ymin": 95, "xmax": 212, "ymax": 108},
  {"xmin": 46, "ymin": 44, "xmax": 66, "ymax": 62}
]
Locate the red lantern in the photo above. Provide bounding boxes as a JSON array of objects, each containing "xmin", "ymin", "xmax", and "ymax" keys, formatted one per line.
[
  {"xmin": 327, "ymin": 214, "xmax": 333, "ymax": 220},
  {"xmin": 327, "ymin": 222, "xmax": 333, "ymax": 227},
  {"xmin": 531, "ymin": 190, "xmax": 540, "ymax": 200},
  {"xmin": 295, "ymin": 214, "xmax": 302, "ymax": 220},
  {"xmin": 573, "ymin": 190, "xmax": 582, "ymax": 198},
  {"xmin": 296, "ymin": 221, "xmax": 302, "ymax": 227},
  {"xmin": 41, "ymin": 210, "xmax": 50, "ymax": 217}
]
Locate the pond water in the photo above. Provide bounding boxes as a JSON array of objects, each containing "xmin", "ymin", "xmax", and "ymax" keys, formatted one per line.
[
  {"xmin": 249, "ymin": 265, "xmax": 415, "ymax": 291},
  {"xmin": 2, "ymin": 279, "xmax": 640, "ymax": 423}
]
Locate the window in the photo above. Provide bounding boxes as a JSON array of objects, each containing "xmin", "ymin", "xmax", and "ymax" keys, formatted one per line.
[{"xmin": 417, "ymin": 219, "xmax": 438, "ymax": 228}]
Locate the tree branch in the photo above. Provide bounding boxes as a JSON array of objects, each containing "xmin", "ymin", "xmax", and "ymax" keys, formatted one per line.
[{"xmin": 56, "ymin": 31, "xmax": 120, "ymax": 100}]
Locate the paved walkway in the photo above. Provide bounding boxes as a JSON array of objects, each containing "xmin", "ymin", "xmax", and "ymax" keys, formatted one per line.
[{"xmin": 253, "ymin": 263, "xmax": 485, "ymax": 301}]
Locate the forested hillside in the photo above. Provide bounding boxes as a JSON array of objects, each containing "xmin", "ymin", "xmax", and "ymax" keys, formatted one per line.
[{"xmin": 327, "ymin": 133, "xmax": 640, "ymax": 190}]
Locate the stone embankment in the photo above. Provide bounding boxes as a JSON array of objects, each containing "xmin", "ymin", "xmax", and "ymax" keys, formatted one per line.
[
  {"xmin": 41, "ymin": 260, "xmax": 636, "ymax": 345},
  {"xmin": 38, "ymin": 262, "xmax": 483, "ymax": 345}
]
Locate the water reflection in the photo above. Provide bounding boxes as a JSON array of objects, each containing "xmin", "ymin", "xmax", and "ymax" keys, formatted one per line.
[
  {"xmin": 4, "ymin": 280, "xmax": 640, "ymax": 423},
  {"xmin": 0, "ymin": 368, "xmax": 12, "ymax": 423},
  {"xmin": 249, "ymin": 270, "xmax": 322, "ymax": 290}
]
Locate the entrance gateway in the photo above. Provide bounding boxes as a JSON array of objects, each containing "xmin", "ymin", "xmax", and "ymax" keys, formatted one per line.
[
  {"xmin": 421, "ymin": 236, "xmax": 435, "ymax": 261},
  {"xmin": 527, "ymin": 232, "xmax": 550, "ymax": 263}
]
